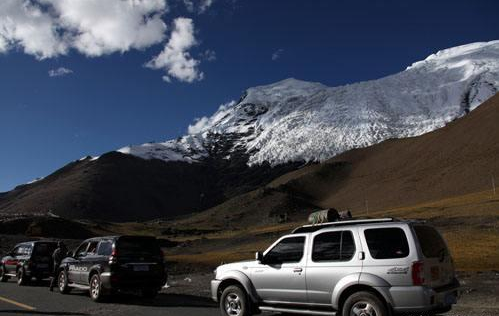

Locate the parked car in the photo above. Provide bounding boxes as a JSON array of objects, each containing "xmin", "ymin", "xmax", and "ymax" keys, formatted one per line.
[
  {"xmin": 57, "ymin": 235, "xmax": 167, "ymax": 302},
  {"xmin": 211, "ymin": 218, "xmax": 460, "ymax": 316},
  {"xmin": 0, "ymin": 241, "xmax": 58, "ymax": 286}
]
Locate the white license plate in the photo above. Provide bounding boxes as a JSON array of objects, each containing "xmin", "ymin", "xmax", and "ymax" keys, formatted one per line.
[{"xmin": 133, "ymin": 265, "xmax": 149, "ymax": 272}]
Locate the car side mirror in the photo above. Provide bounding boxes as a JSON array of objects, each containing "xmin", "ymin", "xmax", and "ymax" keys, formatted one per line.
[{"xmin": 255, "ymin": 251, "xmax": 264, "ymax": 263}]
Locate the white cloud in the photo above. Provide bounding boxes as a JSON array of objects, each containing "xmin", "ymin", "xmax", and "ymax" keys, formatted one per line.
[
  {"xmin": 272, "ymin": 48, "xmax": 284, "ymax": 61},
  {"xmin": 200, "ymin": 49, "xmax": 216, "ymax": 61},
  {"xmin": 188, "ymin": 100, "xmax": 235, "ymax": 134},
  {"xmin": 146, "ymin": 17, "xmax": 203, "ymax": 83},
  {"xmin": 0, "ymin": 0, "xmax": 167, "ymax": 58},
  {"xmin": 182, "ymin": 0, "xmax": 214, "ymax": 14},
  {"xmin": 48, "ymin": 67, "xmax": 73, "ymax": 77},
  {"xmin": 0, "ymin": 0, "xmax": 67, "ymax": 59},
  {"xmin": 188, "ymin": 116, "xmax": 210, "ymax": 134}
]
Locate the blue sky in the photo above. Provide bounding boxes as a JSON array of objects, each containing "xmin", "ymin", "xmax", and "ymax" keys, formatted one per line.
[{"xmin": 1, "ymin": 0, "xmax": 498, "ymax": 192}]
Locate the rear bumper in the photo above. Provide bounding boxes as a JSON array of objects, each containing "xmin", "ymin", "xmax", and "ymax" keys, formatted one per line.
[
  {"xmin": 211, "ymin": 279, "xmax": 222, "ymax": 302},
  {"xmin": 378, "ymin": 278, "xmax": 461, "ymax": 313}
]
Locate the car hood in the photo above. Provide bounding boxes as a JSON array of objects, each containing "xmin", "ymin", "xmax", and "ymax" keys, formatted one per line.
[{"xmin": 215, "ymin": 260, "xmax": 257, "ymax": 278}]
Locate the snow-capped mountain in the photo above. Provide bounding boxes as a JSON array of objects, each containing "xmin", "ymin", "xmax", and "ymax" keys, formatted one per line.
[{"xmin": 122, "ymin": 40, "xmax": 499, "ymax": 165}]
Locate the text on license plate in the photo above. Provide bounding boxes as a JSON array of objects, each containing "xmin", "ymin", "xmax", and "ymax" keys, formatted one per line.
[{"xmin": 133, "ymin": 265, "xmax": 149, "ymax": 272}]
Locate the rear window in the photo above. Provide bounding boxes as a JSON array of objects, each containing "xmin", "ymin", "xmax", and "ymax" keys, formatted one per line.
[
  {"xmin": 117, "ymin": 237, "xmax": 160, "ymax": 256},
  {"xmin": 365, "ymin": 228, "xmax": 409, "ymax": 259},
  {"xmin": 414, "ymin": 225, "xmax": 448, "ymax": 258},
  {"xmin": 33, "ymin": 243, "xmax": 57, "ymax": 256}
]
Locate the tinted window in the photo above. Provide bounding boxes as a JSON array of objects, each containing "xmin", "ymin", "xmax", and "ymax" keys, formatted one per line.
[
  {"xmin": 87, "ymin": 242, "xmax": 99, "ymax": 255},
  {"xmin": 365, "ymin": 228, "xmax": 409, "ymax": 259},
  {"xmin": 33, "ymin": 243, "xmax": 57, "ymax": 256},
  {"xmin": 313, "ymin": 231, "xmax": 355, "ymax": 262},
  {"xmin": 414, "ymin": 226, "xmax": 448, "ymax": 258},
  {"xmin": 75, "ymin": 242, "xmax": 89, "ymax": 257},
  {"xmin": 117, "ymin": 237, "xmax": 160, "ymax": 256},
  {"xmin": 264, "ymin": 237, "xmax": 305, "ymax": 264},
  {"xmin": 15, "ymin": 245, "xmax": 32, "ymax": 256},
  {"xmin": 97, "ymin": 241, "xmax": 113, "ymax": 256}
]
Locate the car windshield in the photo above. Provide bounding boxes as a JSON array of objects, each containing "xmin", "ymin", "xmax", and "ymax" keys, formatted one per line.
[{"xmin": 117, "ymin": 237, "xmax": 160, "ymax": 256}]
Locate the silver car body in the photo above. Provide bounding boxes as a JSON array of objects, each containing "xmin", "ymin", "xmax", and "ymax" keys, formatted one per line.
[{"xmin": 211, "ymin": 219, "xmax": 460, "ymax": 315}]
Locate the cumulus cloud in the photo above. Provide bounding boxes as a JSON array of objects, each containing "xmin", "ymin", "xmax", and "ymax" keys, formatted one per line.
[
  {"xmin": 0, "ymin": 0, "xmax": 67, "ymax": 59},
  {"xmin": 48, "ymin": 67, "xmax": 73, "ymax": 77},
  {"xmin": 0, "ymin": 0, "xmax": 167, "ymax": 58},
  {"xmin": 146, "ymin": 18, "xmax": 203, "ymax": 83},
  {"xmin": 272, "ymin": 48, "xmax": 284, "ymax": 61}
]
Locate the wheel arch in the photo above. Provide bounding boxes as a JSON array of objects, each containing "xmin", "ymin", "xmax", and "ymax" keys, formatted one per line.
[{"xmin": 217, "ymin": 271, "xmax": 259, "ymax": 304}]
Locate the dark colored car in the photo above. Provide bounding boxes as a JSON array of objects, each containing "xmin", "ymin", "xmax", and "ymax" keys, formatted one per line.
[
  {"xmin": 0, "ymin": 241, "xmax": 58, "ymax": 286},
  {"xmin": 57, "ymin": 236, "xmax": 167, "ymax": 302}
]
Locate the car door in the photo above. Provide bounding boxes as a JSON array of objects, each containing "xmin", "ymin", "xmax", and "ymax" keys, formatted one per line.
[
  {"xmin": 79, "ymin": 241, "xmax": 99, "ymax": 285},
  {"xmin": 306, "ymin": 229, "xmax": 362, "ymax": 305},
  {"xmin": 250, "ymin": 235, "xmax": 308, "ymax": 304},
  {"xmin": 69, "ymin": 242, "xmax": 89, "ymax": 283}
]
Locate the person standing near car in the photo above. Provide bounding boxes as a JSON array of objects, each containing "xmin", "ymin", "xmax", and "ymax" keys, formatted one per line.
[{"xmin": 49, "ymin": 241, "xmax": 68, "ymax": 292}]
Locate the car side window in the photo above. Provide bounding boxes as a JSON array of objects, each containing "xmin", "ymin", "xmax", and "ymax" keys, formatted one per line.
[
  {"xmin": 97, "ymin": 241, "xmax": 113, "ymax": 256},
  {"xmin": 87, "ymin": 242, "xmax": 99, "ymax": 255},
  {"xmin": 312, "ymin": 231, "xmax": 356, "ymax": 262},
  {"xmin": 11, "ymin": 246, "xmax": 20, "ymax": 256},
  {"xmin": 264, "ymin": 236, "xmax": 305, "ymax": 264},
  {"xmin": 364, "ymin": 228, "xmax": 409, "ymax": 259},
  {"xmin": 75, "ymin": 242, "xmax": 89, "ymax": 258}
]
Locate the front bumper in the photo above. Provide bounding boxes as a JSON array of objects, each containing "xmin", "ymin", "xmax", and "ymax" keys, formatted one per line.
[
  {"xmin": 382, "ymin": 278, "xmax": 461, "ymax": 313},
  {"xmin": 211, "ymin": 279, "xmax": 222, "ymax": 302}
]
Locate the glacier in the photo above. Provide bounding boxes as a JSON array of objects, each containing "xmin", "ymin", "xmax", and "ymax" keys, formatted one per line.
[{"xmin": 117, "ymin": 40, "xmax": 499, "ymax": 166}]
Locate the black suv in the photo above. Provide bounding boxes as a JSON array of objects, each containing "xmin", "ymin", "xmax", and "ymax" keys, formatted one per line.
[
  {"xmin": 57, "ymin": 236, "xmax": 167, "ymax": 302},
  {"xmin": 0, "ymin": 241, "xmax": 58, "ymax": 285}
]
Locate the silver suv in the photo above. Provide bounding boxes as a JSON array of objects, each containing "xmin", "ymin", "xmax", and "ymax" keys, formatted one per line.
[{"xmin": 211, "ymin": 218, "xmax": 460, "ymax": 316}]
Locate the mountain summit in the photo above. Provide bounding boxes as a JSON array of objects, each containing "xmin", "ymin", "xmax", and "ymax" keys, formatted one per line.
[{"xmin": 118, "ymin": 40, "xmax": 499, "ymax": 166}]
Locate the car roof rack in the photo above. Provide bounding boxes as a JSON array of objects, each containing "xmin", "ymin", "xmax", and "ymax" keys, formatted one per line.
[{"xmin": 292, "ymin": 218, "xmax": 396, "ymax": 234}]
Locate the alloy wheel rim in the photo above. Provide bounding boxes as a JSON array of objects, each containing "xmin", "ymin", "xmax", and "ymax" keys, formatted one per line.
[
  {"xmin": 351, "ymin": 301, "xmax": 378, "ymax": 316},
  {"xmin": 59, "ymin": 273, "xmax": 65, "ymax": 290},
  {"xmin": 91, "ymin": 277, "xmax": 100, "ymax": 298},
  {"xmin": 224, "ymin": 293, "xmax": 242, "ymax": 316}
]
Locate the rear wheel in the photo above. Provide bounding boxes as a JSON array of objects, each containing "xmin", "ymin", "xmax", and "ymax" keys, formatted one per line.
[
  {"xmin": 220, "ymin": 285, "xmax": 251, "ymax": 316},
  {"xmin": 342, "ymin": 291, "xmax": 388, "ymax": 316},
  {"xmin": 90, "ymin": 274, "xmax": 104, "ymax": 302},
  {"xmin": 16, "ymin": 268, "xmax": 29, "ymax": 286},
  {"xmin": 58, "ymin": 270, "xmax": 71, "ymax": 294},
  {"xmin": 0, "ymin": 266, "xmax": 8, "ymax": 282}
]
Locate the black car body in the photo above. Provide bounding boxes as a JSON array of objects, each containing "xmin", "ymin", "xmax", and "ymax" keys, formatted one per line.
[
  {"xmin": 57, "ymin": 236, "xmax": 167, "ymax": 302},
  {"xmin": 0, "ymin": 241, "xmax": 58, "ymax": 285}
]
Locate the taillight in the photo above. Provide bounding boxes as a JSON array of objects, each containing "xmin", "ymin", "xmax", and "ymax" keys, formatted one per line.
[
  {"xmin": 109, "ymin": 246, "xmax": 118, "ymax": 264},
  {"xmin": 412, "ymin": 261, "xmax": 425, "ymax": 286}
]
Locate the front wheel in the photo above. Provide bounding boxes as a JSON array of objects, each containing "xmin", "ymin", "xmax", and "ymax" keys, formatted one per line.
[
  {"xmin": 58, "ymin": 270, "xmax": 71, "ymax": 294},
  {"xmin": 220, "ymin": 285, "xmax": 251, "ymax": 316},
  {"xmin": 17, "ymin": 268, "xmax": 29, "ymax": 286},
  {"xmin": 342, "ymin": 291, "xmax": 388, "ymax": 316}
]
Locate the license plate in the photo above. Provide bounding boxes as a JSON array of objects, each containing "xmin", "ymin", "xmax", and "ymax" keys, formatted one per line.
[{"xmin": 133, "ymin": 265, "xmax": 149, "ymax": 272}]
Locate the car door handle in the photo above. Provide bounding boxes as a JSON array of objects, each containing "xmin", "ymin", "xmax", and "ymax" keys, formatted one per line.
[{"xmin": 293, "ymin": 268, "xmax": 303, "ymax": 273}]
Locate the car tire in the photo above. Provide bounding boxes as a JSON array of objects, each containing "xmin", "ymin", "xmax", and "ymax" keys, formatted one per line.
[
  {"xmin": 220, "ymin": 285, "xmax": 251, "ymax": 316},
  {"xmin": 58, "ymin": 270, "xmax": 71, "ymax": 294},
  {"xmin": 89, "ymin": 274, "xmax": 104, "ymax": 302},
  {"xmin": 342, "ymin": 291, "xmax": 388, "ymax": 316},
  {"xmin": 0, "ymin": 266, "xmax": 8, "ymax": 282},
  {"xmin": 16, "ymin": 268, "xmax": 29, "ymax": 286}
]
